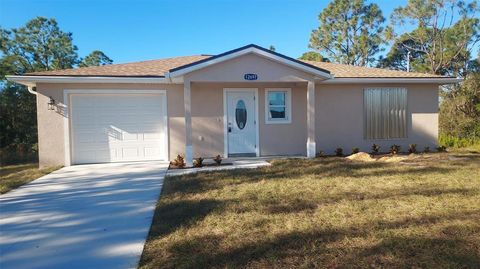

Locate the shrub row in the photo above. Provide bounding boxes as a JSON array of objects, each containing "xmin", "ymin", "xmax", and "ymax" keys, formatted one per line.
[
  {"xmin": 169, "ymin": 154, "xmax": 223, "ymax": 169},
  {"xmin": 317, "ymin": 143, "xmax": 446, "ymax": 157}
]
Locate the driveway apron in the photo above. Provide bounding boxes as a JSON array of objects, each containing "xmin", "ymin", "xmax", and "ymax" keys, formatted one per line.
[{"xmin": 0, "ymin": 161, "xmax": 167, "ymax": 269}]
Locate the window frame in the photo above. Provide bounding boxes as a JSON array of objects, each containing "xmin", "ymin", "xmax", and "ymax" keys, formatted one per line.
[
  {"xmin": 265, "ymin": 88, "xmax": 292, "ymax": 124},
  {"xmin": 363, "ymin": 87, "xmax": 408, "ymax": 140}
]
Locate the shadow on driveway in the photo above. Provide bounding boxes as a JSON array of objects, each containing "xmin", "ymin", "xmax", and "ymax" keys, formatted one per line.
[{"xmin": 0, "ymin": 161, "xmax": 167, "ymax": 269}]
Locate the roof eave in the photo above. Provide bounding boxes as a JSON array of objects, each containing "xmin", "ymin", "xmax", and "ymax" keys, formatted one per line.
[
  {"xmin": 6, "ymin": 75, "xmax": 169, "ymax": 86},
  {"xmin": 320, "ymin": 77, "xmax": 462, "ymax": 84}
]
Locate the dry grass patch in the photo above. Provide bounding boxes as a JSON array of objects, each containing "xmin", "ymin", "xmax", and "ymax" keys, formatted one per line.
[
  {"xmin": 140, "ymin": 151, "xmax": 480, "ymax": 269},
  {"xmin": 0, "ymin": 163, "xmax": 60, "ymax": 194}
]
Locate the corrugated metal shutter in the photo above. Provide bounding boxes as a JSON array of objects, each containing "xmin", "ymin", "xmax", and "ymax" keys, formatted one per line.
[{"xmin": 364, "ymin": 88, "xmax": 407, "ymax": 139}]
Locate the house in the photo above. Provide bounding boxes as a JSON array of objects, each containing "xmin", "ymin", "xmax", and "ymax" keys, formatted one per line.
[{"xmin": 7, "ymin": 44, "xmax": 460, "ymax": 167}]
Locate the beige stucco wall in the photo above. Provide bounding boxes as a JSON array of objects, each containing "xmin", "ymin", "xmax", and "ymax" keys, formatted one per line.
[
  {"xmin": 315, "ymin": 83, "xmax": 439, "ymax": 154},
  {"xmin": 190, "ymin": 82, "xmax": 307, "ymax": 158},
  {"xmin": 34, "ymin": 81, "xmax": 439, "ymax": 167},
  {"xmin": 186, "ymin": 53, "xmax": 316, "ymax": 82},
  {"xmin": 35, "ymin": 83, "xmax": 185, "ymax": 167}
]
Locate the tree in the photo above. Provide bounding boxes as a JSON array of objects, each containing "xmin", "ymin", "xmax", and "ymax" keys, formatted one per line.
[
  {"xmin": 298, "ymin": 51, "xmax": 330, "ymax": 62},
  {"xmin": 268, "ymin": 45, "xmax": 276, "ymax": 52},
  {"xmin": 309, "ymin": 0, "xmax": 386, "ymax": 66},
  {"xmin": 377, "ymin": 31, "xmax": 429, "ymax": 72},
  {"xmin": 0, "ymin": 17, "xmax": 80, "ymax": 153},
  {"xmin": 440, "ymin": 73, "xmax": 480, "ymax": 139},
  {"xmin": 0, "ymin": 17, "xmax": 112, "ymax": 162},
  {"xmin": 0, "ymin": 17, "xmax": 78, "ymax": 74},
  {"xmin": 79, "ymin": 50, "xmax": 113, "ymax": 67},
  {"xmin": 389, "ymin": 0, "xmax": 480, "ymax": 76}
]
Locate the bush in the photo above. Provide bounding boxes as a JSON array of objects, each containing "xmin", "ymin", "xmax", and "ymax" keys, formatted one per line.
[
  {"xmin": 193, "ymin": 157, "xmax": 204, "ymax": 168},
  {"xmin": 335, "ymin": 147, "xmax": 343, "ymax": 156},
  {"xmin": 408, "ymin": 144, "xmax": 417, "ymax": 154},
  {"xmin": 0, "ymin": 144, "xmax": 38, "ymax": 165},
  {"xmin": 316, "ymin": 150, "xmax": 325, "ymax": 158},
  {"xmin": 424, "ymin": 146, "xmax": 430, "ymax": 153},
  {"xmin": 390, "ymin": 144, "xmax": 400, "ymax": 155},
  {"xmin": 439, "ymin": 134, "xmax": 480, "ymax": 148},
  {"xmin": 436, "ymin": 145, "xmax": 447, "ymax": 152},
  {"xmin": 170, "ymin": 155, "xmax": 186, "ymax": 168},
  {"xmin": 351, "ymin": 147, "xmax": 360, "ymax": 154},
  {"xmin": 213, "ymin": 155, "xmax": 222, "ymax": 165},
  {"xmin": 371, "ymin": 144, "xmax": 380, "ymax": 154}
]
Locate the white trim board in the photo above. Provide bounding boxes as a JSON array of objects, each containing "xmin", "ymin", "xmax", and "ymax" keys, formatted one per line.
[
  {"xmin": 7, "ymin": 75, "xmax": 169, "ymax": 87},
  {"xmin": 223, "ymin": 88, "xmax": 260, "ymax": 158},
  {"xmin": 319, "ymin": 77, "xmax": 461, "ymax": 84},
  {"xmin": 63, "ymin": 89, "xmax": 168, "ymax": 166}
]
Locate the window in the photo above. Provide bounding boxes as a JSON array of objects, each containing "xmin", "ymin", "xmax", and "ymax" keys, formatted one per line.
[
  {"xmin": 235, "ymin": 100, "xmax": 247, "ymax": 129},
  {"xmin": 265, "ymin": 88, "xmax": 291, "ymax": 124},
  {"xmin": 364, "ymin": 88, "xmax": 407, "ymax": 139}
]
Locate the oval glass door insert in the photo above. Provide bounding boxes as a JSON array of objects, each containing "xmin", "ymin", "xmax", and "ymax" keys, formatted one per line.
[{"xmin": 235, "ymin": 100, "xmax": 247, "ymax": 130}]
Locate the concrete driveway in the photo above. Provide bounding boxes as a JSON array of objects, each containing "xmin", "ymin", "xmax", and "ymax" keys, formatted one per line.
[{"xmin": 0, "ymin": 161, "xmax": 167, "ymax": 269}]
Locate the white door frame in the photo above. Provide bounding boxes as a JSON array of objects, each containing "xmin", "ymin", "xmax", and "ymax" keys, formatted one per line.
[
  {"xmin": 223, "ymin": 88, "xmax": 260, "ymax": 157},
  {"xmin": 63, "ymin": 89, "xmax": 168, "ymax": 166}
]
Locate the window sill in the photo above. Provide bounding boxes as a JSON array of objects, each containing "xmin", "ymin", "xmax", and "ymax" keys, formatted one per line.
[
  {"xmin": 364, "ymin": 137, "xmax": 408, "ymax": 141},
  {"xmin": 265, "ymin": 119, "xmax": 292, "ymax": 124}
]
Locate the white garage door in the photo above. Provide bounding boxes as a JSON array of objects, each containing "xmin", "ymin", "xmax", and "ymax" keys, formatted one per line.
[{"xmin": 70, "ymin": 93, "xmax": 167, "ymax": 164}]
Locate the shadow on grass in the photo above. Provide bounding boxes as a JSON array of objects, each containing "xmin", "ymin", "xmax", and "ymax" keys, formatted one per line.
[
  {"xmin": 260, "ymin": 187, "xmax": 478, "ymax": 214},
  {"xmin": 148, "ymin": 199, "xmax": 222, "ymax": 239},
  {"xmin": 152, "ymin": 210, "xmax": 480, "ymax": 269}
]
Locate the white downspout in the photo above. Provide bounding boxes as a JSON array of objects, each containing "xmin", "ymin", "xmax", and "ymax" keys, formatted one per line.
[{"xmin": 27, "ymin": 85, "xmax": 38, "ymax": 95}]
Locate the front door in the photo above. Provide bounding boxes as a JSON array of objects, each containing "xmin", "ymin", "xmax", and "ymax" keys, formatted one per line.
[{"xmin": 226, "ymin": 90, "xmax": 257, "ymax": 156}]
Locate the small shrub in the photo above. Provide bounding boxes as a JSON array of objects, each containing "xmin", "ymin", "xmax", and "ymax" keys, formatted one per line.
[
  {"xmin": 424, "ymin": 146, "xmax": 430, "ymax": 153},
  {"xmin": 316, "ymin": 150, "xmax": 325, "ymax": 158},
  {"xmin": 213, "ymin": 155, "xmax": 222, "ymax": 165},
  {"xmin": 408, "ymin": 144, "xmax": 417, "ymax": 154},
  {"xmin": 351, "ymin": 147, "xmax": 360, "ymax": 154},
  {"xmin": 436, "ymin": 145, "xmax": 447, "ymax": 152},
  {"xmin": 390, "ymin": 144, "xmax": 401, "ymax": 155},
  {"xmin": 371, "ymin": 144, "xmax": 380, "ymax": 154},
  {"xmin": 193, "ymin": 157, "xmax": 204, "ymax": 168},
  {"xmin": 170, "ymin": 155, "xmax": 186, "ymax": 168},
  {"xmin": 335, "ymin": 147, "xmax": 343, "ymax": 157}
]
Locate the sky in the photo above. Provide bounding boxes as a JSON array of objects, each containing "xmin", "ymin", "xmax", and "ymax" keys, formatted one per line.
[{"xmin": 0, "ymin": 0, "xmax": 433, "ymax": 64}]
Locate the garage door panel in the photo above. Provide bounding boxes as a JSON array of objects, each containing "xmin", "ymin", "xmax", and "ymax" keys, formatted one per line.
[
  {"xmin": 71, "ymin": 93, "xmax": 167, "ymax": 164},
  {"xmin": 144, "ymin": 147, "xmax": 162, "ymax": 157}
]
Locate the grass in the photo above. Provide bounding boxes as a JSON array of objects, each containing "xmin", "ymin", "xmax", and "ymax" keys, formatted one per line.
[
  {"xmin": 140, "ymin": 150, "xmax": 480, "ymax": 269},
  {"xmin": 0, "ymin": 163, "xmax": 61, "ymax": 194}
]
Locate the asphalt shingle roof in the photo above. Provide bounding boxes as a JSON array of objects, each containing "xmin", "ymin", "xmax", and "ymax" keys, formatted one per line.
[{"xmin": 25, "ymin": 54, "xmax": 444, "ymax": 79}]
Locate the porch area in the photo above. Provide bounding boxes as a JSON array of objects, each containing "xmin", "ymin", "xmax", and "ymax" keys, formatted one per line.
[{"xmin": 180, "ymin": 81, "xmax": 318, "ymax": 166}]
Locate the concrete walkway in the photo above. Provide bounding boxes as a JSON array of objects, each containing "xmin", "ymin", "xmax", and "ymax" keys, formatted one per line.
[{"xmin": 0, "ymin": 161, "xmax": 167, "ymax": 269}]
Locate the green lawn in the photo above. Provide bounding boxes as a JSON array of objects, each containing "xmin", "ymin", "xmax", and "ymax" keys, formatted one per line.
[
  {"xmin": 0, "ymin": 163, "xmax": 60, "ymax": 194},
  {"xmin": 140, "ymin": 150, "xmax": 480, "ymax": 269}
]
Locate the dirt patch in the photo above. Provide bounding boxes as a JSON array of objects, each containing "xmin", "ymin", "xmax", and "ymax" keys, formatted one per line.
[
  {"xmin": 377, "ymin": 155, "xmax": 409, "ymax": 163},
  {"xmin": 346, "ymin": 152, "xmax": 414, "ymax": 163},
  {"xmin": 346, "ymin": 152, "xmax": 376, "ymax": 162}
]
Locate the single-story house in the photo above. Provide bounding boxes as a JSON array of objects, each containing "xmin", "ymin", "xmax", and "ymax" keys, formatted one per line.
[{"xmin": 7, "ymin": 44, "xmax": 460, "ymax": 167}]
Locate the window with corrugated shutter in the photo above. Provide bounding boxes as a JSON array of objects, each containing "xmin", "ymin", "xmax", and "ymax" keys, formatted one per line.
[{"xmin": 364, "ymin": 88, "xmax": 407, "ymax": 139}]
